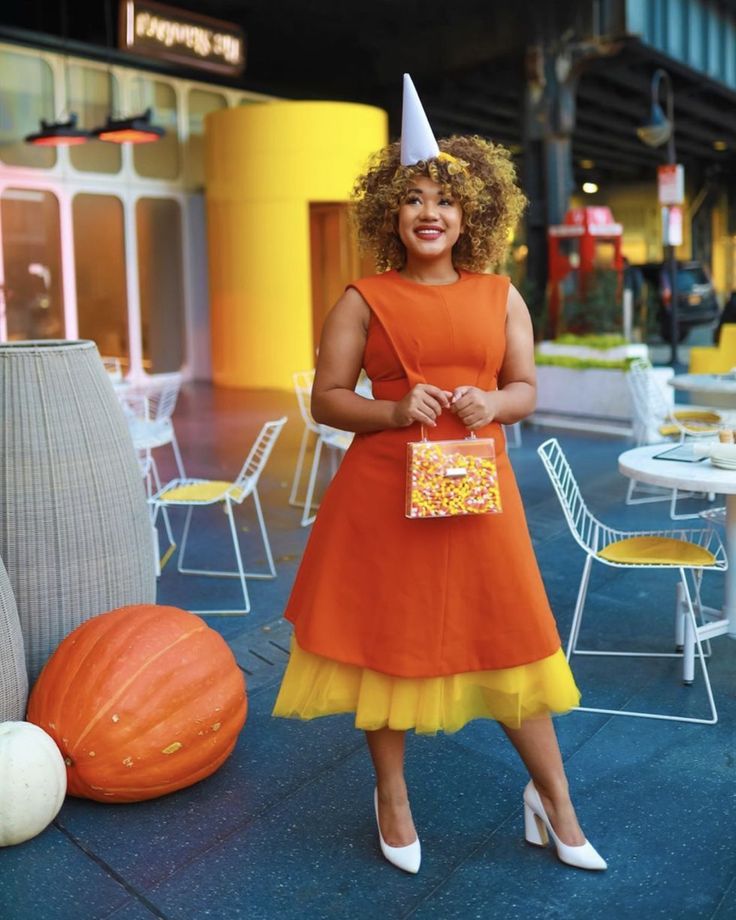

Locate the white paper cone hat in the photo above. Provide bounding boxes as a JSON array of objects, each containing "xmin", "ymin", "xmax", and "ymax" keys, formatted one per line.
[{"xmin": 400, "ymin": 73, "xmax": 439, "ymax": 166}]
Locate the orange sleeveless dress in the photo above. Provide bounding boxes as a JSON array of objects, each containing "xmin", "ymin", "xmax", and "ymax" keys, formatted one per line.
[{"xmin": 273, "ymin": 270, "xmax": 579, "ymax": 732}]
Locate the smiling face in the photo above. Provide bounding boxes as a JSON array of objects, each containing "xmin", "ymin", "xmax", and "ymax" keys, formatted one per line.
[{"xmin": 396, "ymin": 175, "xmax": 464, "ymax": 268}]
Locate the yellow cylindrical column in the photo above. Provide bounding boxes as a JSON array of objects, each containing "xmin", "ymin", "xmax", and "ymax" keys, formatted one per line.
[{"xmin": 205, "ymin": 101, "xmax": 387, "ymax": 389}]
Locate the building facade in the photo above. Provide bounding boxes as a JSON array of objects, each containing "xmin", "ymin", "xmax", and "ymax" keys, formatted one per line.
[{"xmin": 0, "ymin": 39, "xmax": 271, "ymax": 379}]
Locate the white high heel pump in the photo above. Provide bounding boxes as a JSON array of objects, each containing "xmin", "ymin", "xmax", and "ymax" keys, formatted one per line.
[
  {"xmin": 523, "ymin": 781, "xmax": 607, "ymax": 871},
  {"xmin": 373, "ymin": 788, "xmax": 421, "ymax": 874}
]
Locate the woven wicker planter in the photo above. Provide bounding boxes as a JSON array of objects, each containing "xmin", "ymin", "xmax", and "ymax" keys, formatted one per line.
[
  {"xmin": 0, "ymin": 340, "xmax": 155, "ymax": 682},
  {"xmin": 0, "ymin": 554, "xmax": 27, "ymax": 720}
]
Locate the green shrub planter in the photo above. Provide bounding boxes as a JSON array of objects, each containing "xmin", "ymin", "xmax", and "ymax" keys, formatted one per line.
[
  {"xmin": 535, "ymin": 355, "xmax": 634, "ymax": 371},
  {"xmin": 536, "ymin": 337, "xmax": 649, "ymax": 367},
  {"xmin": 553, "ymin": 333, "xmax": 628, "ymax": 349}
]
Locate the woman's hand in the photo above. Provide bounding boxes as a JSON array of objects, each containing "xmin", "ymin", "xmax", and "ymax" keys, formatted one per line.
[
  {"xmin": 451, "ymin": 386, "xmax": 499, "ymax": 430},
  {"xmin": 392, "ymin": 384, "xmax": 453, "ymax": 428}
]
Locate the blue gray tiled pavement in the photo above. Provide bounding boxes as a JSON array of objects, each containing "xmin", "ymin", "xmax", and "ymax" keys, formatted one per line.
[{"xmin": 2, "ymin": 381, "xmax": 736, "ymax": 920}]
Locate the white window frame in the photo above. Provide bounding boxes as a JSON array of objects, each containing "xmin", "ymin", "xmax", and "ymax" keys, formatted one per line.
[{"xmin": 0, "ymin": 40, "xmax": 273, "ymax": 378}]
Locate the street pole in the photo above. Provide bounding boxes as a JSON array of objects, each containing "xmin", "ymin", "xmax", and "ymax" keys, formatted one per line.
[
  {"xmin": 665, "ymin": 167, "xmax": 679, "ymax": 364},
  {"xmin": 663, "ymin": 82, "xmax": 679, "ymax": 366},
  {"xmin": 638, "ymin": 69, "xmax": 680, "ymax": 365}
]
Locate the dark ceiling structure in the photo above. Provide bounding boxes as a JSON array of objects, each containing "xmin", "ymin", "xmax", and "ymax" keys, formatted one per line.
[{"xmin": 3, "ymin": 0, "xmax": 736, "ymax": 190}]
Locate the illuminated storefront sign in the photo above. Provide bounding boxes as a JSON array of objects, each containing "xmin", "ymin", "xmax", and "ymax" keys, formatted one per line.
[{"xmin": 120, "ymin": 1, "xmax": 246, "ymax": 76}]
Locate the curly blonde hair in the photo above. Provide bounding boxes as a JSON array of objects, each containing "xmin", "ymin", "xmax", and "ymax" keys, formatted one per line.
[{"xmin": 351, "ymin": 135, "xmax": 526, "ymax": 273}]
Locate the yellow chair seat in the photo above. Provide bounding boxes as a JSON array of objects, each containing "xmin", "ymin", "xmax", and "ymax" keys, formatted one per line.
[
  {"xmin": 161, "ymin": 480, "xmax": 245, "ymax": 503},
  {"xmin": 658, "ymin": 423, "xmax": 720, "ymax": 436},
  {"xmin": 659, "ymin": 409, "xmax": 721, "ymax": 437},
  {"xmin": 673, "ymin": 409, "xmax": 721, "ymax": 423},
  {"xmin": 597, "ymin": 536, "xmax": 717, "ymax": 566}
]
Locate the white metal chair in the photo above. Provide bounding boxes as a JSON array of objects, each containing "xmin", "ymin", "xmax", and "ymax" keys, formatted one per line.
[
  {"xmin": 503, "ymin": 422, "xmax": 522, "ymax": 448},
  {"xmin": 135, "ymin": 448, "xmax": 176, "ymax": 578},
  {"xmin": 289, "ymin": 370, "xmax": 353, "ymax": 526},
  {"xmin": 101, "ymin": 355, "xmax": 123, "ymax": 383},
  {"xmin": 537, "ymin": 437, "xmax": 727, "ymax": 724},
  {"xmin": 626, "ymin": 358, "xmax": 722, "ymax": 519},
  {"xmin": 118, "ymin": 374, "xmax": 185, "ymax": 575},
  {"xmin": 150, "ymin": 417, "xmax": 287, "ymax": 615},
  {"xmin": 118, "ymin": 372, "xmax": 187, "ymax": 486}
]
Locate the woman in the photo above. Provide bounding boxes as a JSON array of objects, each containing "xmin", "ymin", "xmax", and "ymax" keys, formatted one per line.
[{"xmin": 273, "ymin": 76, "xmax": 606, "ymax": 874}]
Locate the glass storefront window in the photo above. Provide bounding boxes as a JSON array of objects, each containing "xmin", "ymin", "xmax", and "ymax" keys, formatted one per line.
[
  {"xmin": 136, "ymin": 197, "xmax": 185, "ymax": 372},
  {"xmin": 0, "ymin": 189, "xmax": 65, "ymax": 340},
  {"xmin": 186, "ymin": 89, "xmax": 227, "ymax": 186},
  {"xmin": 68, "ymin": 66, "xmax": 121, "ymax": 174},
  {"xmin": 133, "ymin": 80, "xmax": 180, "ymax": 180},
  {"xmin": 0, "ymin": 50, "xmax": 56, "ymax": 169},
  {"xmin": 73, "ymin": 194, "xmax": 129, "ymax": 365}
]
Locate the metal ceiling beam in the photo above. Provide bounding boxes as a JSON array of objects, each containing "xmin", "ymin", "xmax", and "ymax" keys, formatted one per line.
[
  {"xmin": 439, "ymin": 97, "xmax": 521, "ymax": 122},
  {"xmin": 577, "ymin": 80, "xmax": 736, "ymax": 152},
  {"xmin": 427, "ymin": 105, "xmax": 518, "ymax": 135},
  {"xmin": 431, "ymin": 120, "xmax": 518, "ymax": 146},
  {"xmin": 571, "ymin": 157, "xmax": 643, "ymax": 178},
  {"xmin": 589, "ymin": 49, "xmax": 736, "ymax": 143},
  {"xmin": 575, "ymin": 107, "xmax": 726, "ymax": 162},
  {"xmin": 571, "ymin": 122, "xmax": 668, "ymax": 165}
]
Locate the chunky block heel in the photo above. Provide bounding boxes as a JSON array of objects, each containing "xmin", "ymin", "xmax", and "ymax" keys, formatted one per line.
[
  {"xmin": 522, "ymin": 781, "xmax": 607, "ymax": 871},
  {"xmin": 524, "ymin": 802, "xmax": 548, "ymax": 847}
]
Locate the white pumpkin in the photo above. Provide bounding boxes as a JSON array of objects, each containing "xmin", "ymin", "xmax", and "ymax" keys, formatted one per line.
[{"xmin": 0, "ymin": 721, "xmax": 67, "ymax": 846}]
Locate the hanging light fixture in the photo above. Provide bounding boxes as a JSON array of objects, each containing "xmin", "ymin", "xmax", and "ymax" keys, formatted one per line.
[
  {"xmin": 25, "ymin": 113, "xmax": 90, "ymax": 147},
  {"xmin": 92, "ymin": 107, "xmax": 165, "ymax": 144},
  {"xmin": 25, "ymin": 0, "xmax": 91, "ymax": 147},
  {"xmin": 89, "ymin": 1, "xmax": 165, "ymax": 145},
  {"xmin": 636, "ymin": 69, "xmax": 674, "ymax": 152}
]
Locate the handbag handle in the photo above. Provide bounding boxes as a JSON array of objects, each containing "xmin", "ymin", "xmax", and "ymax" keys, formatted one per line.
[{"xmin": 420, "ymin": 424, "xmax": 477, "ymax": 443}]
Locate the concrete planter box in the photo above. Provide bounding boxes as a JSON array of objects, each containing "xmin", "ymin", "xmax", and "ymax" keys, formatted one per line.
[
  {"xmin": 536, "ymin": 341, "xmax": 649, "ymax": 362},
  {"xmin": 533, "ymin": 344, "xmax": 673, "ymax": 433},
  {"xmin": 536, "ymin": 366, "xmax": 634, "ymax": 422}
]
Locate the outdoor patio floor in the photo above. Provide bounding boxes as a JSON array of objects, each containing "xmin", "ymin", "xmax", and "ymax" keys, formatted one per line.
[{"xmin": 2, "ymin": 381, "xmax": 736, "ymax": 920}]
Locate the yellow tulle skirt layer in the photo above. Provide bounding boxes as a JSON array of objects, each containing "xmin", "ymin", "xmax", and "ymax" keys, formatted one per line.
[{"xmin": 272, "ymin": 639, "xmax": 581, "ymax": 734}]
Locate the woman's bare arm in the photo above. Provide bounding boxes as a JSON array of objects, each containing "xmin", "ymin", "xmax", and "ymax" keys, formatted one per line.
[
  {"xmin": 451, "ymin": 283, "xmax": 537, "ymax": 429},
  {"xmin": 311, "ymin": 287, "xmax": 451, "ymax": 432},
  {"xmin": 495, "ymin": 283, "xmax": 538, "ymax": 419}
]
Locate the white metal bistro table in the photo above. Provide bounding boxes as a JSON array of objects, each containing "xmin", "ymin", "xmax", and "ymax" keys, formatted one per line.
[
  {"xmin": 618, "ymin": 443, "xmax": 736, "ymax": 641},
  {"xmin": 669, "ymin": 373, "xmax": 736, "ymax": 410}
]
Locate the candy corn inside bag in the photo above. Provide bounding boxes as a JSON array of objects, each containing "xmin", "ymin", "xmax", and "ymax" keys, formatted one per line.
[{"xmin": 406, "ymin": 436, "xmax": 502, "ymax": 519}]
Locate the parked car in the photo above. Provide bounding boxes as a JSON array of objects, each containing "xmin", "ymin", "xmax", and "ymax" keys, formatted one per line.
[{"xmin": 636, "ymin": 260, "xmax": 720, "ymax": 343}]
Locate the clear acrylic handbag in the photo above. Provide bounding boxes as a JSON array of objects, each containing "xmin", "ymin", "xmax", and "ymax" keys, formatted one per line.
[{"xmin": 406, "ymin": 429, "xmax": 502, "ymax": 519}]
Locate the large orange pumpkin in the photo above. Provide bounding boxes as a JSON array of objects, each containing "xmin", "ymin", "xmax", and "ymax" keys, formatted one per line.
[{"xmin": 26, "ymin": 605, "xmax": 247, "ymax": 803}]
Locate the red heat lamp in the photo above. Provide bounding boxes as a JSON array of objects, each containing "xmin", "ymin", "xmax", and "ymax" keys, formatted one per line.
[
  {"xmin": 25, "ymin": 114, "xmax": 90, "ymax": 146},
  {"xmin": 92, "ymin": 108, "xmax": 165, "ymax": 144}
]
